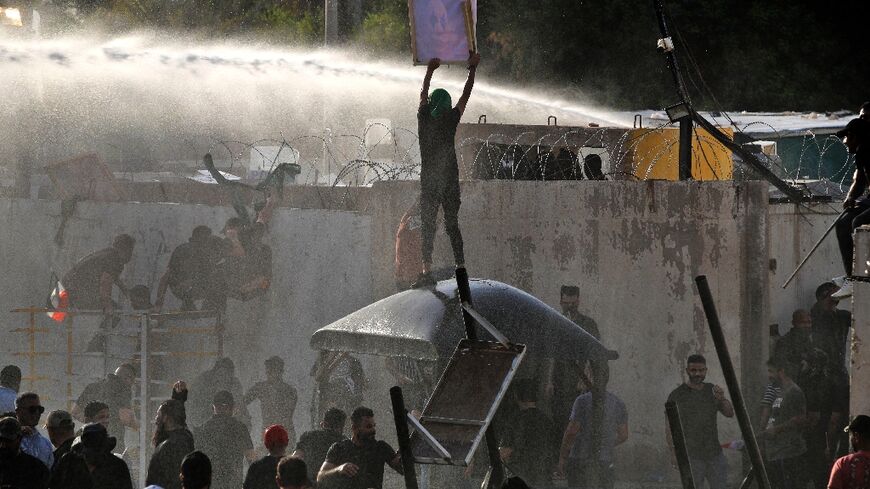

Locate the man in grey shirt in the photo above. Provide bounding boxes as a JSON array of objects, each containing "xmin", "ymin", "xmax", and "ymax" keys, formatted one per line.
[{"xmin": 761, "ymin": 357, "xmax": 807, "ymax": 489}]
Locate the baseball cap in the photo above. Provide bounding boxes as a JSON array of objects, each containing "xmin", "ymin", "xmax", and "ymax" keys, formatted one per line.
[
  {"xmin": 263, "ymin": 424, "xmax": 289, "ymax": 450},
  {"xmin": 45, "ymin": 410, "xmax": 74, "ymax": 430},
  {"xmin": 0, "ymin": 417, "xmax": 21, "ymax": 440},
  {"xmin": 837, "ymin": 118, "xmax": 870, "ymax": 139},
  {"xmin": 213, "ymin": 390, "xmax": 234, "ymax": 406},
  {"xmin": 845, "ymin": 415, "xmax": 870, "ymax": 435}
]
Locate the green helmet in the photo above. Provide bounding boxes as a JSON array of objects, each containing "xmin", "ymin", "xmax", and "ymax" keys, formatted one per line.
[{"xmin": 428, "ymin": 88, "xmax": 452, "ymax": 119}]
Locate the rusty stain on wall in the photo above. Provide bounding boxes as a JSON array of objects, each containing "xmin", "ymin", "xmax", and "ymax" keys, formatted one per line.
[
  {"xmin": 507, "ymin": 235, "xmax": 536, "ymax": 291},
  {"xmin": 552, "ymin": 232, "xmax": 576, "ymax": 270}
]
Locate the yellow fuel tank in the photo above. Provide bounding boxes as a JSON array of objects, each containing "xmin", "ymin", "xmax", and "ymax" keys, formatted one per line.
[{"xmin": 628, "ymin": 126, "xmax": 734, "ymax": 180}]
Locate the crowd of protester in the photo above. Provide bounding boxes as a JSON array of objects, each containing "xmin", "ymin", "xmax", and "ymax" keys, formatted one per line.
[{"xmin": 3, "ymin": 275, "xmax": 869, "ymax": 489}]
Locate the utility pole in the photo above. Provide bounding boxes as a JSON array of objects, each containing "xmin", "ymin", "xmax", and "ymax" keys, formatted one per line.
[
  {"xmin": 652, "ymin": 1, "xmax": 805, "ymax": 201},
  {"xmin": 324, "ymin": 0, "xmax": 339, "ymax": 45},
  {"xmin": 653, "ymin": 0, "xmax": 692, "ymax": 180}
]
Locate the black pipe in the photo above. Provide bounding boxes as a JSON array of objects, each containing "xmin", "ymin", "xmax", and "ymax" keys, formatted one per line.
[
  {"xmin": 654, "ymin": 1, "xmax": 693, "ymax": 182},
  {"xmin": 665, "ymin": 401, "xmax": 696, "ymax": 489},
  {"xmin": 653, "ymin": 0, "xmax": 690, "ymax": 103},
  {"xmin": 690, "ymin": 112, "xmax": 804, "ymax": 203},
  {"xmin": 455, "ymin": 267, "xmax": 477, "ymax": 340},
  {"xmin": 455, "ymin": 266, "xmax": 504, "ymax": 489},
  {"xmin": 390, "ymin": 386, "xmax": 419, "ymax": 489},
  {"xmin": 679, "ymin": 117, "xmax": 693, "ymax": 180},
  {"xmin": 695, "ymin": 275, "xmax": 770, "ymax": 489}
]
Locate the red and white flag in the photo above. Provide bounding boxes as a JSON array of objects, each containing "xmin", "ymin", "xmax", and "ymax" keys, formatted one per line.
[{"xmin": 47, "ymin": 281, "xmax": 69, "ymax": 322}]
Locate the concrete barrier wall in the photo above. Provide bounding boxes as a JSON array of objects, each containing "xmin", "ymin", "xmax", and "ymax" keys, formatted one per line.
[
  {"xmin": 0, "ymin": 182, "xmax": 838, "ymax": 484},
  {"xmin": 0, "ymin": 199, "xmax": 372, "ymax": 435},
  {"xmin": 767, "ymin": 204, "xmax": 847, "ymax": 334},
  {"xmin": 366, "ymin": 180, "xmax": 769, "ymax": 480}
]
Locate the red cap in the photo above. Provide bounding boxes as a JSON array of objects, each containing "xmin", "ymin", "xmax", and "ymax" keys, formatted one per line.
[{"xmin": 263, "ymin": 424, "xmax": 289, "ymax": 450}]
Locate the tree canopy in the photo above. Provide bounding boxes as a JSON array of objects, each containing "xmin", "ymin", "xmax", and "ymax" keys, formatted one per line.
[{"xmin": 50, "ymin": 0, "xmax": 869, "ymax": 111}]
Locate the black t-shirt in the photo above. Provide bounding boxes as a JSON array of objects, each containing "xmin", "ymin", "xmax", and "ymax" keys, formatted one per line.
[
  {"xmin": 146, "ymin": 428, "xmax": 196, "ymax": 489},
  {"xmin": 48, "ymin": 449, "xmax": 91, "ymax": 489},
  {"xmin": 0, "ymin": 451, "xmax": 50, "ymax": 489},
  {"xmin": 243, "ymin": 454, "xmax": 281, "ymax": 489},
  {"xmin": 800, "ymin": 371, "xmax": 834, "ymax": 447},
  {"xmin": 166, "ymin": 240, "xmax": 222, "ymax": 287},
  {"xmin": 244, "ymin": 379, "xmax": 297, "ymax": 436},
  {"xmin": 76, "ymin": 374, "xmax": 131, "ymax": 451},
  {"xmin": 499, "ymin": 407, "xmax": 557, "ymax": 485},
  {"xmin": 417, "ymin": 103, "xmax": 461, "ymax": 190},
  {"xmin": 296, "ymin": 429, "xmax": 346, "ymax": 482},
  {"xmin": 51, "ymin": 437, "xmax": 74, "ymax": 473},
  {"xmin": 811, "ymin": 305, "xmax": 851, "ymax": 372},
  {"xmin": 666, "ymin": 383, "xmax": 722, "ymax": 460},
  {"xmin": 324, "ymin": 439, "xmax": 397, "ymax": 489},
  {"xmin": 90, "ymin": 452, "xmax": 133, "ymax": 489},
  {"xmin": 62, "ymin": 248, "xmax": 127, "ymax": 304},
  {"xmin": 195, "ymin": 414, "xmax": 254, "ymax": 489},
  {"xmin": 765, "ymin": 383, "xmax": 807, "ymax": 461}
]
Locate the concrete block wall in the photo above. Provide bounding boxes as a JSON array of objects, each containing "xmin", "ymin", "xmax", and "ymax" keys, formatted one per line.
[
  {"xmin": 851, "ymin": 227, "xmax": 870, "ymax": 417},
  {"xmin": 0, "ymin": 180, "xmax": 835, "ymax": 483},
  {"xmin": 0, "ymin": 198, "xmax": 372, "ymax": 435},
  {"xmin": 767, "ymin": 204, "xmax": 847, "ymax": 337},
  {"xmin": 365, "ymin": 180, "xmax": 770, "ymax": 481}
]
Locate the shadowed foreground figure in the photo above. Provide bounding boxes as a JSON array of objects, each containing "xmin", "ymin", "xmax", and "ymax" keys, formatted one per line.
[
  {"xmin": 0, "ymin": 365, "xmax": 21, "ymax": 414},
  {"xmin": 181, "ymin": 450, "xmax": 212, "ymax": 489},
  {"xmin": 195, "ymin": 390, "xmax": 255, "ymax": 489},
  {"xmin": 147, "ymin": 383, "xmax": 195, "ymax": 489},
  {"xmin": 832, "ymin": 118, "xmax": 870, "ymax": 299},
  {"xmin": 558, "ymin": 376, "xmax": 628, "ymax": 489},
  {"xmin": 16, "ymin": 392, "xmax": 54, "ymax": 468},
  {"xmin": 245, "ymin": 424, "xmax": 289, "ymax": 489},
  {"xmin": 412, "ymin": 51, "xmax": 480, "ymax": 288},
  {"xmin": 244, "ymin": 356, "xmax": 297, "ymax": 445},
  {"xmin": 666, "ymin": 354, "xmax": 734, "ymax": 489},
  {"xmin": 498, "ymin": 379, "xmax": 558, "ymax": 487},
  {"xmin": 829, "ymin": 415, "xmax": 870, "ymax": 489},
  {"xmin": 189, "ymin": 357, "xmax": 249, "ymax": 428},
  {"xmin": 277, "ymin": 456, "xmax": 311, "ymax": 489},
  {"xmin": 317, "ymin": 407, "xmax": 402, "ymax": 489},
  {"xmin": 761, "ymin": 358, "xmax": 807, "ymax": 489},
  {"xmin": 0, "ymin": 416, "xmax": 49, "ymax": 489},
  {"xmin": 71, "ymin": 363, "xmax": 137, "ymax": 453},
  {"xmin": 293, "ymin": 407, "xmax": 346, "ymax": 485},
  {"xmin": 78, "ymin": 422, "xmax": 133, "ymax": 489}
]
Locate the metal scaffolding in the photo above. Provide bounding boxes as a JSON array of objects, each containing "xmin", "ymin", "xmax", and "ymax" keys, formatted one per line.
[{"xmin": 9, "ymin": 307, "xmax": 223, "ymax": 486}]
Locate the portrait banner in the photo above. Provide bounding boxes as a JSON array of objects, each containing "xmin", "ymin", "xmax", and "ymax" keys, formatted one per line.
[{"xmin": 409, "ymin": 0, "xmax": 477, "ymax": 65}]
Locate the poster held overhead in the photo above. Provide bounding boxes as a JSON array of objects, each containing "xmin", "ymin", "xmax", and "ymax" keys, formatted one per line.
[{"xmin": 409, "ymin": 0, "xmax": 477, "ymax": 65}]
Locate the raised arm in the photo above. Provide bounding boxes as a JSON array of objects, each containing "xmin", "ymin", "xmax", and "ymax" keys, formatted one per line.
[
  {"xmin": 455, "ymin": 52, "xmax": 480, "ymax": 117},
  {"xmin": 420, "ymin": 58, "xmax": 440, "ymax": 107},
  {"xmin": 713, "ymin": 385, "xmax": 734, "ymax": 418},
  {"xmin": 256, "ymin": 192, "xmax": 277, "ymax": 226}
]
